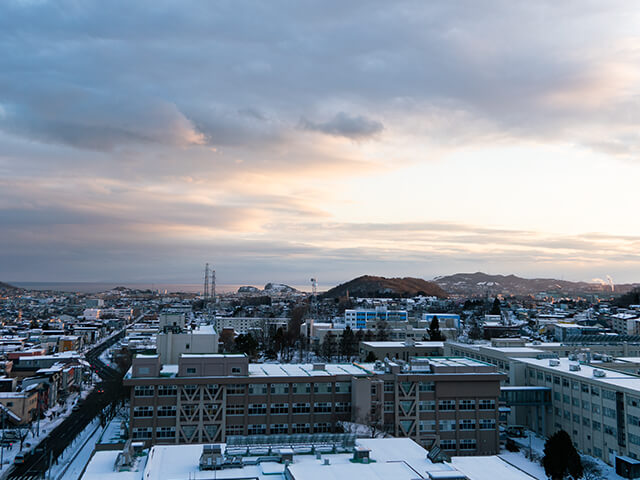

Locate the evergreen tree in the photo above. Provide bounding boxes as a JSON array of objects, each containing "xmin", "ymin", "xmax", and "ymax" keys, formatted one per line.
[
  {"xmin": 428, "ymin": 316, "xmax": 445, "ymax": 341},
  {"xmin": 320, "ymin": 332, "xmax": 337, "ymax": 361},
  {"xmin": 339, "ymin": 326, "xmax": 356, "ymax": 361},
  {"xmin": 375, "ymin": 320, "xmax": 390, "ymax": 341},
  {"xmin": 490, "ymin": 298, "xmax": 501, "ymax": 316},
  {"xmin": 364, "ymin": 351, "xmax": 377, "ymax": 362},
  {"xmin": 542, "ymin": 430, "xmax": 583, "ymax": 480}
]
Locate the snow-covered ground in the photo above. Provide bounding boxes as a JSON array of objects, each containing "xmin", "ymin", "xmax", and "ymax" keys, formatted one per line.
[{"xmin": 501, "ymin": 430, "xmax": 627, "ymax": 480}]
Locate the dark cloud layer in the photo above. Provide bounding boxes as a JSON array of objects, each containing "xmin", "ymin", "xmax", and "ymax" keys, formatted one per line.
[{"xmin": 1, "ymin": 0, "xmax": 639, "ymax": 282}]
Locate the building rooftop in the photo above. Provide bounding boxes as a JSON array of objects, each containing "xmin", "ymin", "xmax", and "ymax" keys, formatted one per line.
[
  {"xmin": 518, "ymin": 357, "xmax": 640, "ymax": 392},
  {"xmin": 81, "ymin": 438, "xmax": 533, "ymax": 480}
]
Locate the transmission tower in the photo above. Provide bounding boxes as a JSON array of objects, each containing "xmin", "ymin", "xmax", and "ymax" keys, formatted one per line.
[
  {"xmin": 203, "ymin": 263, "xmax": 210, "ymax": 304},
  {"xmin": 211, "ymin": 269, "xmax": 216, "ymax": 304}
]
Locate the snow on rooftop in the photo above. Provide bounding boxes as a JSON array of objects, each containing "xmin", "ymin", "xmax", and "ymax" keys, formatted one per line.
[
  {"xmin": 519, "ymin": 357, "xmax": 640, "ymax": 392},
  {"xmin": 449, "ymin": 455, "xmax": 537, "ymax": 480}
]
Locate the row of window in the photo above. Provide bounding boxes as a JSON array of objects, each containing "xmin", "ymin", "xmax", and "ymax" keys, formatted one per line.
[
  {"xmin": 134, "ymin": 382, "xmax": 352, "ymax": 397},
  {"xmin": 133, "ymin": 406, "xmax": 177, "ymax": 417},
  {"xmin": 439, "ymin": 439, "xmax": 477, "ymax": 450},
  {"xmin": 528, "ymin": 370, "xmax": 618, "ymax": 400},
  {"xmin": 225, "ymin": 423, "xmax": 333, "ymax": 435},
  {"xmin": 132, "ymin": 427, "xmax": 175, "ymax": 439},
  {"xmin": 226, "ymin": 402, "xmax": 350, "ymax": 416}
]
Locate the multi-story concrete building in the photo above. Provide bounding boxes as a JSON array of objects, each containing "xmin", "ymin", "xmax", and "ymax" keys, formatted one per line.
[
  {"xmin": 214, "ymin": 316, "xmax": 289, "ymax": 335},
  {"xmin": 124, "ymin": 354, "xmax": 504, "ymax": 457},
  {"xmin": 344, "ymin": 308, "xmax": 408, "ymax": 330},
  {"xmin": 359, "ymin": 340, "xmax": 444, "ymax": 361},
  {"xmin": 517, "ymin": 357, "xmax": 640, "ymax": 464}
]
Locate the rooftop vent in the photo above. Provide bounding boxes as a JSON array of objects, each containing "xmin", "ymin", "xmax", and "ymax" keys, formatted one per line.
[
  {"xmin": 594, "ymin": 369, "xmax": 606, "ymax": 378},
  {"xmin": 569, "ymin": 364, "xmax": 581, "ymax": 371},
  {"xmin": 313, "ymin": 363, "xmax": 325, "ymax": 371},
  {"xmin": 549, "ymin": 359, "xmax": 560, "ymax": 367},
  {"xmin": 323, "ymin": 458, "xmax": 330, "ymax": 465}
]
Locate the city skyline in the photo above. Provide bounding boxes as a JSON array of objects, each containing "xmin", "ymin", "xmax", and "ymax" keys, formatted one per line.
[{"xmin": 2, "ymin": 1, "xmax": 640, "ymax": 284}]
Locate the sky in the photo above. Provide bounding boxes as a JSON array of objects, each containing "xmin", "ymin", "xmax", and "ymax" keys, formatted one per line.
[{"xmin": 2, "ymin": 0, "xmax": 640, "ymax": 285}]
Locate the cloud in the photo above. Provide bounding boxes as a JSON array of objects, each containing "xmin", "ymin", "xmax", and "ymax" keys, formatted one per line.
[{"xmin": 300, "ymin": 112, "xmax": 384, "ymax": 140}]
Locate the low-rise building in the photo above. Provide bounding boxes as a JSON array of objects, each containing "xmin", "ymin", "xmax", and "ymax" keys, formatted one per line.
[{"xmin": 124, "ymin": 354, "xmax": 504, "ymax": 457}]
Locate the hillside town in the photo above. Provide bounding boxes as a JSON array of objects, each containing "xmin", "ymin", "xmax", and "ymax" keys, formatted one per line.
[{"xmin": 1, "ymin": 275, "xmax": 640, "ymax": 479}]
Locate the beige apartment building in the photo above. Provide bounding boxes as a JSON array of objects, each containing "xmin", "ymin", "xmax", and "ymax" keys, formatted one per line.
[{"xmin": 124, "ymin": 354, "xmax": 504, "ymax": 457}]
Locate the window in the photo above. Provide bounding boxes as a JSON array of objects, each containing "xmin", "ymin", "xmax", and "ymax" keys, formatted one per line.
[
  {"xmin": 249, "ymin": 384, "xmax": 267, "ymax": 395},
  {"xmin": 564, "ymin": 410, "xmax": 570, "ymax": 420},
  {"xmin": 592, "ymin": 405, "xmax": 600, "ymax": 414},
  {"xmin": 419, "ymin": 400, "xmax": 435, "ymax": 411},
  {"xmin": 459, "ymin": 400, "xmax": 475, "ymax": 411},
  {"xmin": 270, "ymin": 424, "xmax": 288, "ymax": 434},
  {"xmin": 248, "ymin": 424, "xmax": 266, "ymax": 435},
  {"xmin": 156, "ymin": 427, "xmax": 175, "ymax": 439},
  {"xmin": 137, "ymin": 367, "xmax": 150, "ymax": 375},
  {"xmin": 630, "ymin": 433, "xmax": 640, "ymax": 446},
  {"xmin": 545, "ymin": 374, "xmax": 552, "ymax": 383},
  {"xmin": 186, "ymin": 367, "xmax": 197, "ymax": 374},
  {"xmin": 314, "ymin": 402, "xmax": 332, "ymax": 413},
  {"xmin": 562, "ymin": 378, "xmax": 570, "ymax": 387},
  {"xmin": 479, "ymin": 419, "xmax": 495, "ymax": 430},
  {"xmin": 227, "ymin": 404, "xmax": 245, "ymax": 416},
  {"xmin": 582, "ymin": 383, "xmax": 589, "ymax": 393},
  {"xmin": 553, "ymin": 376, "xmax": 560, "ymax": 385},
  {"xmin": 384, "ymin": 401, "xmax": 394, "ymax": 413},
  {"xmin": 459, "ymin": 419, "xmax": 475, "ymax": 430},
  {"xmin": 271, "ymin": 384, "xmax": 289, "ymax": 395},
  {"xmin": 335, "ymin": 402, "xmax": 351, "ymax": 413},
  {"xmin": 554, "ymin": 392, "xmax": 561, "ymax": 401},
  {"xmin": 572, "ymin": 413, "xmax": 580, "ymax": 423},
  {"xmin": 603, "ymin": 407, "xmax": 617, "ymax": 419},
  {"xmin": 248, "ymin": 404, "xmax": 267, "ymax": 415},
  {"xmin": 157, "ymin": 405, "xmax": 176, "ymax": 417},
  {"xmin": 602, "ymin": 389, "xmax": 616, "ymax": 401},
  {"xmin": 591, "ymin": 386, "xmax": 600, "ymax": 397},
  {"xmin": 293, "ymin": 383, "xmax": 311, "ymax": 394},
  {"xmin": 439, "ymin": 420, "xmax": 456, "ymax": 431},
  {"xmin": 313, "ymin": 423, "xmax": 332, "ymax": 433},
  {"xmin": 563, "ymin": 394, "xmax": 570, "ymax": 404},
  {"xmin": 628, "ymin": 396, "xmax": 640, "ymax": 407},
  {"xmin": 182, "ymin": 385, "xmax": 197, "ymax": 397},
  {"xmin": 225, "ymin": 384, "xmax": 245, "ymax": 395},
  {"xmin": 158, "ymin": 385, "xmax": 177, "ymax": 396},
  {"xmin": 270, "ymin": 403, "xmax": 289, "ymax": 415},
  {"xmin": 335, "ymin": 382, "xmax": 351, "ymax": 393},
  {"xmin": 134, "ymin": 385, "xmax": 154, "ymax": 397},
  {"xmin": 582, "ymin": 417, "xmax": 590, "ymax": 427},
  {"xmin": 226, "ymin": 424, "xmax": 244, "ymax": 436},
  {"xmin": 314, "ymin": 383, "xmax": 332, "ymax": 394},
  {"xmin": 440, "ymin": 440, "xmax": 456, "ymax": 450},
  {"xmin": 592, "ymin": 421, "xmax": 601, "ymax": 431},
  {"xmin": 439, "ymin": 400, "xmax": 456, "ymax": 411},
  {"xmin": 231, "ymin": 367, "xmax": 242, "ymax": 375},
  {"xmin": 572, "ymin": 381, "xmax": 579, "ymax": 391},
  {"xmin": 572, "ymin": 398, "xmax": 580, "ymax": 407},
  {"xmin": 537, "ymin": 371, "xmax": 543, "ymax": 380},
  {"xmin": 133, "ymin": 406, "xmax": 153, "ymax": 417},
  {"xmin": 292, "ymin": 403, "xmax": 310, "ymax": 414},
  {"xmin": 419, "ymin": 381, "xmax": 435, "ymax": 392},
  {"xmin": 292, "ymin": 423, "xmax": 310, "ymax": 433},
  {"xmin": 604, "ymin": 425, "xmax": 616, "ymax": 436},
  {"xmin": 582, "ymin": 400, "xmax": 590, "ymax": 410},
  {"xmin": 419, "ymin": 420, "xmax": 436, "ymax": 432},
  {"xmin": 629, "ymin": 414, "xmax": 640, "ymax": 426},
  {"xmin": 132, "ymin": 427, "xmax": 152, "ymax": 439},
  {"xmin": 460, "ymin": 439, "xmax": 476, "ymax": 450},
  {"xmin": 479, "ymin": 399, "xmax": 495, "ymax": 410}
]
